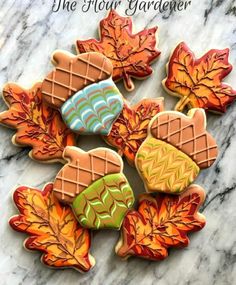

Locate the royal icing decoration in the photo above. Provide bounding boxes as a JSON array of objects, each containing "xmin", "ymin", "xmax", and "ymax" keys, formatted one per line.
[
  {"xmin": 104, "ymin": 98, "xmax": 164, "ymax": 166},
  {"xmin": 0, "ymin": 82, "xmax": 75, "ymax": 162},
  {"xmin": 61, "ymin": 78, "xmax": 124, "ymax": 135},
  {"xmin": 53, "ymin": 146, "xmax": 134, "ymax": 230},
  {"xmin": 116, "ymin": 185, "xmax": 206, "ymax": 260},
  {"xmin": 77, "ymin": 9, "xmax": 160, "ymax": 91},
  {"xmin": 42, "ymin": 51, "xmax": 113, "ymax": 109},
  {"xmin": 53, "ymin": 146, "xmax": 122, "ymax": 204},
  {"xmin": 9, "ymin": 183, "xmax": 95, "ymax": 272},
  {"xmin": 72, "ymin": 173, "xmax": 134, "ymax": 230},
  {"xmin": 163, "ymin": 42, "xmax": 236, "ymax": 113},
  {"xmin": 136, "ymin": 108, "xmax": 218, "ymax": 194}
]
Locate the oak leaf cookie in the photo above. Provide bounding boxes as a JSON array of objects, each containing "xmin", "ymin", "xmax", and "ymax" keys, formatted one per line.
[
  {"xmin": 135, "ymin": 108, "xmax": 218, "ymax": 194},
  {"xmin": 0, "ymin": 82, "xmax": 75, "ymax": 162},
  {"xmin": 163, "ymin": 42, "xmax": 236, "ymax": 113},
  {"xmin": 116, "ymin": 185, "xmax": 206, "ymax": 261},
  {"xmin": 77, "ymin": 9, "xmax": 161, "ymax": 91},
  {"xmin": 53, "ymin": 146, "xmax": 134, "ymax": 230},
  {"xmin": 9, "ymin": 183, "xmax": 95, "ymax": 272},
  {"xmin": 103, "ymin": 98, "xmax": 164, "ymax": 166}
]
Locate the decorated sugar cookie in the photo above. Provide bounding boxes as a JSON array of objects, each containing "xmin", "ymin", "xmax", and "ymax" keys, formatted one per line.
[
  {"xmin": 135, "ymin": 108, "xmax": 218, "ymax": 194},
  {"xmin": 104, "ymin": 98, "xmax": 164, "ymax": 166},
  {"xmin": 42, "ymin": 50, "xmax": 124, "ymax": 135},
  {"xmin": 116, "ymin": 184, "xmax": 206, "ymax": 261},
  {"xmin": 53, "ymin": 146, "xmax": 122, "ymax": 203},
  {"xmin": 53, "ymin": 146, "xmax": 134, "ymax": 229},
  {"xmin": 9, "ymin": 183, "xmax": 95, "ymax": 272},
  {"xmin": 163, "ymin": 42, "xmax": 236, "ymax": 113},
  {"xmin": 61, "ymin": 78, "xmax": 124, "ymax": 135},
  {"xmin": 77, "ymin": 9, "xmax": 161, "ymax": 91},
  {"xmin": 42, "ymin": 50, "xmax": 113, "ymax": 109},
  {"xmin": 0, "ymin": 82, "xmax": 75, "ymax": 162}
]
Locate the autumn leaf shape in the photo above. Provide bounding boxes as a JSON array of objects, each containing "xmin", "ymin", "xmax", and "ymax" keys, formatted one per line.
[
  {"xmin": 163, "ymin": 42, "xmax": 236, "ymax": 113},
  {"xmin": 116, "ymin": 185, "xmax": 206, "ymax": 260},
  {"xmin": 77, "ymin": 10, "xmax": 160, "ymax": 91},
  {"xmin": 9, "ymin": 183, "xmax": 95, "ymax": 272},
  {"xmin": 0, "ymin": 82, "xmax": 75, "ymax": 162},
  {"xmin": 103, "ymin": 98, "xmax": 164, "ymax": 166}
]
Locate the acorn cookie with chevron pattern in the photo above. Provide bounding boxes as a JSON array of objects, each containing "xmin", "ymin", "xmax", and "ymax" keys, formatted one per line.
[
  {"xmin": 42, "ymin": 50, "xmax": 124, "ymax": 135},
  {"xmin": 53, "ymin": 146, "xmax": 134, "ymax": 230},
  {"xmin": 135, "ymin": 108, "xmax": 218, "ymax": 194}
]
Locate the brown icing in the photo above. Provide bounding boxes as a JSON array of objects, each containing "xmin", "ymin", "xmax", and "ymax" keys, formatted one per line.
[
  {"xmin": 150, "ymin": 109, "xmax": 218, "ymax": 168},
  {"xmin": 53, "ymin": 147, "xmax": 122, "ymax": 204},
  {"xmin": 42, "ymin": 51, "xmax": 113, "ymax": 109}
]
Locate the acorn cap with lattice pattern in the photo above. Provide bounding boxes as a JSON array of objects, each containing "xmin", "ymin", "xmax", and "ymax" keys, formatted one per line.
[
  {"xmin": 53, "ymin": 146, "xmax": 122, "ymax": 204},
  {"xmin": 149, "ymin": 108, "xmax": 218, "ymax": 169},
  {"xmin": 41, "ymin": 50, "xmax": 113, "ymax": 109}
]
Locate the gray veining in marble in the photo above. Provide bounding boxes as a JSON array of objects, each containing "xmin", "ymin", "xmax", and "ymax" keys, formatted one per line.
[{"xmin": 0, "ymin": 0, "xmax": 236, "ymax": 284}]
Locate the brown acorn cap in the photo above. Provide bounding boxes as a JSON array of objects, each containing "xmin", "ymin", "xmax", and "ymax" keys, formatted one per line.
[
  {"xmin": 41, "ymin": 51, "xmax": 113, "ymax": 109},
  {"xmin": 149, "ymin": 108, "xmax": 218, "ymax": 169},
  {"xmin": 53, "ymin": 146, "xmax": 123, "ymax": 204}
]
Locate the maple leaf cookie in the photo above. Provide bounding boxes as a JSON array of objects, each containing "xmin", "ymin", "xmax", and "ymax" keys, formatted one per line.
[
  {"xmin": 103, "ymin": 98, "xmax": 164, "ymax": 166},
  {"xmin": 53, "ymin": 146, "xmax": 134, "ymax": 230},
  {"xmin": 135, "ymin": 108, "xmax": 218, "ymax": 194},
  {"xmin": 163, "ymin": 42, "xmax": 236, "ymax": 113},
  {"xmin": 77, "ymin": 10, "xmax": 161, "ymax": 91}
]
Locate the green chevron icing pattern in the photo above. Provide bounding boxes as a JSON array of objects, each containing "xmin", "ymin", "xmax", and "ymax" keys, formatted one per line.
[{"xmin": 72, "ymin": 173, "xmax": 134, "ymax": 229}]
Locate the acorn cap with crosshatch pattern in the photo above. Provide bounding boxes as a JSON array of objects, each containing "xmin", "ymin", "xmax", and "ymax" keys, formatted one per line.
[
  {"xmin": 149, "ymin": 108, "xmax": 218, "ymax": 168},
  {"xmin": 53, "ymin": 146, "xmax": 122, "ymax": 204},
  {"xmin": 41, "ymin": 50, "xmax": 113, "ymax": 109}
]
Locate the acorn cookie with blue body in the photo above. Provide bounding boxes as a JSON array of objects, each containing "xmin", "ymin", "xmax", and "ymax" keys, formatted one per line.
[{"xmin": 42, "ymin": 51, "xmax": 123, "ymax": 135}]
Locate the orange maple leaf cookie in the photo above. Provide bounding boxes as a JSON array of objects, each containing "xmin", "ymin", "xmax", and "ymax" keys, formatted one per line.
[
  {"xmin": 77, "ymin": 10, "xmax": 161, "ymax": 91},
  {"xmin": 0, "ymin": 82, "xmax": 75, "ymax": 162},
  {"xmin": 135, "ymin": 108, "xmax": 218, "ymax": 194},
  {"xmin": 116, "ymin": 184, "xmax": 206, "ymax": 261},
  {"xmin": 53, "ymin": 146, "xmax": 135, "ymax": 230},
  {"xmin": 9, "ymin": 183, "xmax": 95, "ymax": 272},
  {"xmin": 103, "ymin": 98, "xmax": 164, "ymax": 166},
  {"xmin": 163, "ymin": 42, "xmax": 236, "ymax": 113}
]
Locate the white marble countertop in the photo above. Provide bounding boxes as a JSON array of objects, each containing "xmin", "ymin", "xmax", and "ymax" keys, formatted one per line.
[{"xmin": 0, "ymin": 1, "xmax": 236, "ymax": 284}]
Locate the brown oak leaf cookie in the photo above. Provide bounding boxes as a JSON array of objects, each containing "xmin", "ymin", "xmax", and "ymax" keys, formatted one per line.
[
  {"xmin": 135, "ymin": 108, "xmax": 218, "ymax": 194},
  {"xmin": 42, "ymin": 51, "xmax": 113, "ymax": 109}
]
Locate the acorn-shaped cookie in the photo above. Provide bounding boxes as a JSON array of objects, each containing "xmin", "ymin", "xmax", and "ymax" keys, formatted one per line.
[
  {"xmin": 53, "ymin": 146, "xmax": 134, "ymax": 230},
  {"xmin": 42, "ymin": 51, "xmax": 124, "ymax": 135},
  {"xmin": 135, "ymin": 108, "xmax": 218, "ymax": 194}
]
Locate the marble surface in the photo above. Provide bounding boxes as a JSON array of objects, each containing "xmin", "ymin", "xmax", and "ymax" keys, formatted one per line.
[{"xmin": 0, "ymin": 0, "xmax": 236, "ymax": 284}]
